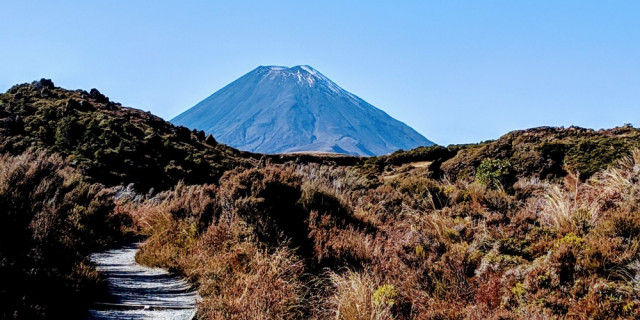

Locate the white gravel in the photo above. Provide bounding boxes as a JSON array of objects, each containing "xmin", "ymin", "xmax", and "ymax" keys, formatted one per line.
[{"xmin": 86, "ymin": 243, "xmax": 200, "ymax": 320}]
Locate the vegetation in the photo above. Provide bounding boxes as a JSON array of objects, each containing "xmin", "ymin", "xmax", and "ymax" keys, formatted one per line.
[
  {"xmin": 2, "ymin": 81, "xmax": 640, "ymax": 319},
  {"xmin": 475, "ymin": 158, "xmax": 514, "ymax": 188},
  {"xmin": 0, "ymin": 151, "xmax": 131, "ymax": 319},
  {"xmin": 0, "ymin": 79, "xmax": 250, "ymax": 190},
  {"xmin": 438, "ymin": 125, "xmax": 640, "ymax": 182},
  {"xmin": 131, "ymin": 151, "xmax": 640, "ymax": 319}
]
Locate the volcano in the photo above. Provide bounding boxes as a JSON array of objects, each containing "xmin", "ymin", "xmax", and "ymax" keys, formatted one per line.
[{"xmin": 171, "ymin": 65, "xmax": 433, "ymax": 156}]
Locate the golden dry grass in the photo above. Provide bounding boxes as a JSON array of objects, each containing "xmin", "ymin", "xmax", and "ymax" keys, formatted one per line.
[{"xmin": 125, "ymin": 151, "xmax": 640, "ymax": 319}]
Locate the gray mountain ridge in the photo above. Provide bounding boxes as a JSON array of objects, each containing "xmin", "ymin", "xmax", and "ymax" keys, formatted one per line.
[{"xmin": 171, "ymin": 65, "xmax": 433, "ymax": 156}]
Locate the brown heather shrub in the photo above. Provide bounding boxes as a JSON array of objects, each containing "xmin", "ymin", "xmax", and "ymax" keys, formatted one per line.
[
  {"xmin": 9, "ymin": 78, "xmax": 640, "ymax": 320},
  {"xmin": 352, "ymin": 183, "xmax": 405, "ymax": 226},
  {"xmin": 196, "ymin": 243, "xmax": 306, "ymax": 319},
  {"xmin": 217, "ymin": 167, "xmax": 309, "ymax": 251},
  {"xmin": 133, "ymin": 167, "xmax": 313, "ymax": 318},
  {"xmin": 396, "ymin": 176, "xmax": 449, "ymax": 210},
  {"xmin": 0, "ymin": 151, "xmax": 130, "ymax": 319},
  {"xmin": 135, "ymin": 191, "xmax": 308, "ymax": 319},
  {"xmin": 472, "ymin": 271, "xmax": 504, "ymax": 311},
  {"xmin": 300, "ymin": 182, "xmax": 375, "ymax": 267},
  {"xmin": 128, "ymin": 150, "xmax": 640, "ymax": 319},
  {"xmin": 578, "ymin": 206, "xmax": 640, "ymax": 276}
]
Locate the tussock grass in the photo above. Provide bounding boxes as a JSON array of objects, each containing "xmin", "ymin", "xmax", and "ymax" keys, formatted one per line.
[{"xmin": 124, "ymin": 151, "xmax": 640, "ymax": 319}]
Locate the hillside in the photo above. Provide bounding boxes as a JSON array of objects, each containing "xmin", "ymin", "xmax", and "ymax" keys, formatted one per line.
[
  {"xmin": 172, "ymin": 65, "xmax": 433, "ymax": 156},
  {"xmin": 2, "ymin": 81, "xmax": 640, "ymax": 319},
  {"xmin": 0, "ymin": 79, "xmax": 251, "ymax": 190},
  {"xmin": 135, "ymin": 127, "xmax": 640, "ymax": 319},
  {"xmin": 364, "ymin": 125, "xmax": 640, "ymax": 183}
]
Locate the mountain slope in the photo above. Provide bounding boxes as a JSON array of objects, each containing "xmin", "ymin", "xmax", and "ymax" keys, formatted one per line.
[
  {"xmin": 364, "ymin": 125, "xmax": 640, "ymax": 182},
  {"xmin": 0, "ymin": 79, "xmax": 250, "ymax": 190},
  {"xmin": 172, "ymin": 65, "xmax": 433, "ymax": 156}
]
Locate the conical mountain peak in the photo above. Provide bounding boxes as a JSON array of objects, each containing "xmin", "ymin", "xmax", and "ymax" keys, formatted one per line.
[
  {"xmin": 172, "ymin": 65, "xmax": 433, "ymax": 156},
  {"xmin": 252, "ymin": 65, "xmax": 333, "ymax": 88},
  {"xmin": 257, "ymin": 65, "xmax": 317, "ymax": 73}
]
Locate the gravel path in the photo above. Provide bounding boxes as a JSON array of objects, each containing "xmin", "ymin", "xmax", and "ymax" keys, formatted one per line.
[{"xmin": 86, "ymin": 243, "xmax": 200, "ymax": 320}]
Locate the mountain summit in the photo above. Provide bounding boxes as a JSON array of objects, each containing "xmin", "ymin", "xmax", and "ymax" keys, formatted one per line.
[{"xmin": 171, "ymin": 65, "xmax": 433, "ymax": 156}]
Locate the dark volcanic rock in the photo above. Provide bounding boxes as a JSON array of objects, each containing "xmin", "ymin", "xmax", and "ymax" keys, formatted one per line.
[
  {"xmin": 205, "ymin": 134, "xmax": 217, "ymax": 146},
  {"xmin": 32, "ymin": 78, "xmax": 54, "ymax": 89},
  {"xmin": 66, "ymin": 98, "xmax": 95, "ymax": 112},
  {"xmin": 89, "ymin": 88, "xmax": 109, "ymax": 103}
]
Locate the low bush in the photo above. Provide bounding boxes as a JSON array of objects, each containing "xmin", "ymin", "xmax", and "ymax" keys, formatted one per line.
[
  {"xmin": 0, "ymin": 151, "xmax": 130, "ymax": 319},
  {"xmin": 475, "ymin": 158, "xmax": 515, "ymax": 189}
]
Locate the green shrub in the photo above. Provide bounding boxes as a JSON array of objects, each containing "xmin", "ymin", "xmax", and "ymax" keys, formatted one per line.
[
  {"xmin": 476, "ymin": 158, "xmax": 514, "ymax": 188},
  {"xmin": 372, "ymin": 284, "xmax": 398, "ymax": 308},
  {"xmin": 564, "ymin": 138, "xmax": 632, "ymax": 180}
]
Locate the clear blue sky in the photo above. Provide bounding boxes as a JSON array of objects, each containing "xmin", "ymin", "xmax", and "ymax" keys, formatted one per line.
[{"xmin": 1, "ymin": 1, "xmax": 638, "ymax": 145}]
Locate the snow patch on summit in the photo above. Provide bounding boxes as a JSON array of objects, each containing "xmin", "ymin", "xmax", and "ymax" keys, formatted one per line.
[{"xmin": 300, "ymin": 65, "xmax": 317, "ymax": 75}]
